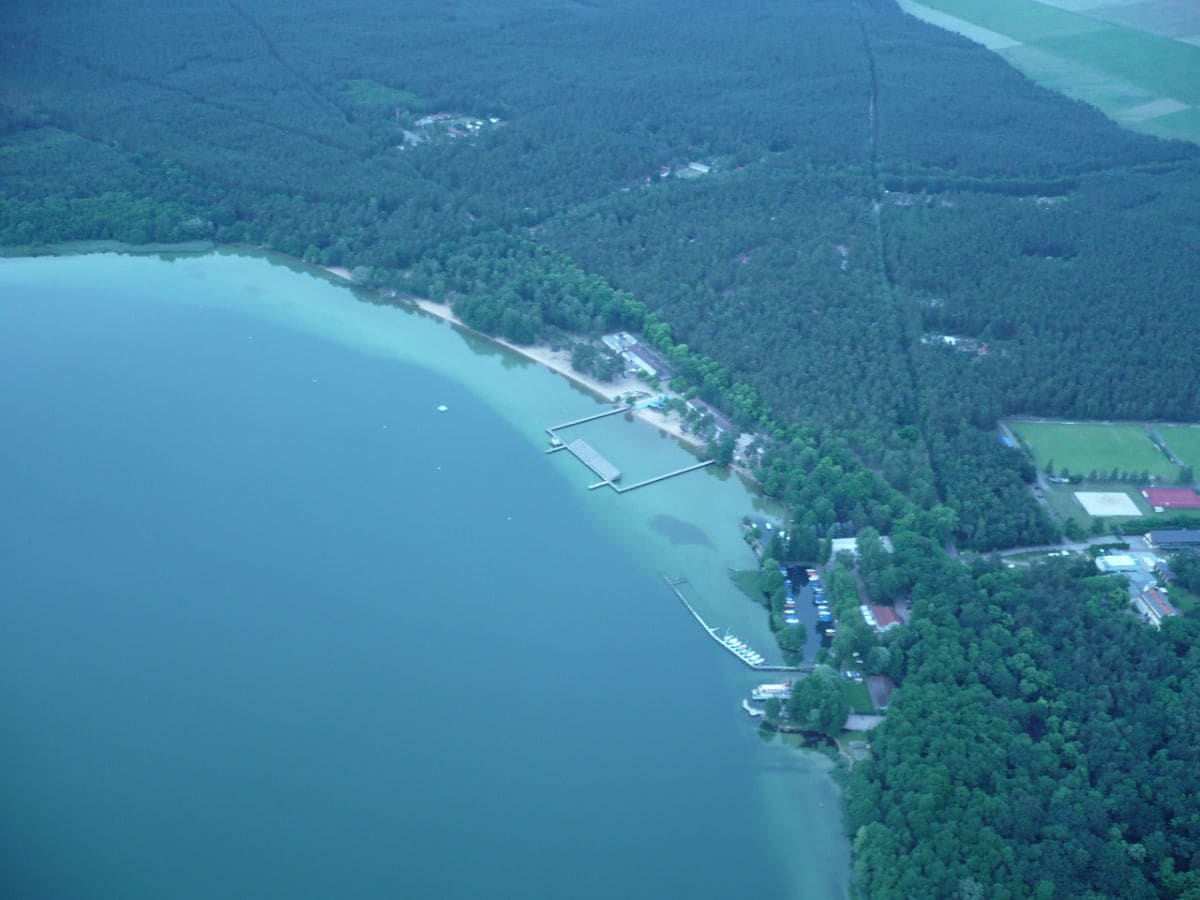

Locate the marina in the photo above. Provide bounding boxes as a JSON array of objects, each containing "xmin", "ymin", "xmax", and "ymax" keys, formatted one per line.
[{"xmin": 663, "ymin": 576, "xmax": 810, "ymax": 673}]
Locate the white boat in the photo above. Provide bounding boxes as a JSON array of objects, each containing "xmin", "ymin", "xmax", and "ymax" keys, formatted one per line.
[{"xmin": 752, "ymin": 683, "xmax": 792, "ymax": 700}]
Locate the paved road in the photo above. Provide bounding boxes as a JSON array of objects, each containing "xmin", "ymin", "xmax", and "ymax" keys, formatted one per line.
[
  {"xmin": 844, "ymin": 714, "xmax": 886, "ymax": 732},
  {"xmin": 993, "ymin": 535, "xmax": 1123, "ymax": 557}
]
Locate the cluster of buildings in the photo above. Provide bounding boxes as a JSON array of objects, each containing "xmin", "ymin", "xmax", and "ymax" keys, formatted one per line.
[
  {"xmin": 1093, "ymin": 534, "xmax": 1198, "ymax": 628},
  {"xmin": 658, "ymin": 161, "xmax": 713, "ymax": 179},
  {"xmin": 601, "ymin": 332, "xmax": 670, "ymax": 380}
]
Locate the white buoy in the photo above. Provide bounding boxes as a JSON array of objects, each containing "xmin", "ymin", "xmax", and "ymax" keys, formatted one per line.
[{"xmin": 437, "ymin": 404, "xmax": 448, "ymax": 412}]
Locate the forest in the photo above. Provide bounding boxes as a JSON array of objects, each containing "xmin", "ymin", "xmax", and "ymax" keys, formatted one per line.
[
  {"xmin": 2, "ymin": 1, "xmax": 1198, "ymax": 896},
  {"xmin": 845, "ymin": 546, "xmax": 1200, "ymax": 899}
]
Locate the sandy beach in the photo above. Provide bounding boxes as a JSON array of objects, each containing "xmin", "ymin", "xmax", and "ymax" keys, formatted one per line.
[
  {"xmin": 409, "ymin": 298, "xmax": 708, "ymax": 452},
  {"xmin": 317, "ymin": 264, "xmax": 714, "ymax": 454}
]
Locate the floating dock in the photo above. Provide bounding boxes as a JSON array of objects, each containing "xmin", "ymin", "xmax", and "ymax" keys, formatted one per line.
[{"xmin": 567, "ymin": 438, "xmax": 622, "ymax": 483}]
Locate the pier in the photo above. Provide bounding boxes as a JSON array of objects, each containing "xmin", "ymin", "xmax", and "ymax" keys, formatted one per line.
[
  {"xmin": 662, "ymin": 576, "xmax": 810, "ymax": 673},
  {"xmin": 545, "ymin": 404, "xmax": 716, "ymax": 494},
  {"xmin": 545, "ymin": 405, "xmax": 631, "ymax": 438},
  {"xmin": 566, "ymin": 438, "xmax": 622, "ymax": 484},
  {"xmin": 597, "ymin": 459, "xmax": 716, "ymax": 493}
]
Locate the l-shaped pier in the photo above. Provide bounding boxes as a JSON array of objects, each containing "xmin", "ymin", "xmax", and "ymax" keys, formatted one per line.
[{"xmin": 545, "ymin": 404, "xmax": 716, "ymax": 494}]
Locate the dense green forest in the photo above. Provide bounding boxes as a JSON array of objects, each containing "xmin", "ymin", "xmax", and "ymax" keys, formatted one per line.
[
  {"xmin": 846, "ymin": 545, "xmax": 1200, "ymax": 899},
  {"xmin": 3, "ymin": 1, "xmax": 1199, "ymax": 896}
]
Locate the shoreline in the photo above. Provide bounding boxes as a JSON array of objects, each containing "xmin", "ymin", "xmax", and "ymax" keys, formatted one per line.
[
  {"xmin": 407, "ymin": 296, "xmax": 712, "ymax": 453},
  {"xmin": 5, "ymin": 241, "xmax": 747, "ymax": 472}
]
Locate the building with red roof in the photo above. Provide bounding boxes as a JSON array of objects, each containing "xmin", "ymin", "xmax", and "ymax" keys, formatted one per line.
[
  {"xmin": 1142, "ymin": 487, "xmax": 1200, "ymax": 511},
  {"xmin": 1135, "ymin": 587, "xmax": 1179, "ymax": 628},
  {"xmin": 868, "ymin": 604, "xmax": 901, "ymax": 631}
]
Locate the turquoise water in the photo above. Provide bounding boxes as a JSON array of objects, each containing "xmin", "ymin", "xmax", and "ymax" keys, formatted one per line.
[{"xmin": 0, "ymin": 252, "xmax": 849, "ymax": 899}]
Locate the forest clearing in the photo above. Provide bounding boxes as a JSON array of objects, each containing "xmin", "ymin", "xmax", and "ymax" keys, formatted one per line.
[{"xmin": 1009, "ymin": 420, "xmax": 1180, "ymax": 480}]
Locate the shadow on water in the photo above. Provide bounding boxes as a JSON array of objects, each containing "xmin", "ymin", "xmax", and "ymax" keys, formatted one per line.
[{"xmin": 649, "ymin": 513, "xmax": 716, "ymax": 549}]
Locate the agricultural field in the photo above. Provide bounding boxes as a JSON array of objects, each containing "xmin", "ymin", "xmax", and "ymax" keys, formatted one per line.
[
  {"xmin": 1160, "ymin": 425, "xmax": 1200, "ymax": 469},
  {"xmin": 898, "ymin": 0, "xmax": 1200, "ymax": 142},
  {"xmin": 1009, "ymin": 421, "xmax": 1178, "ymax": 480}
]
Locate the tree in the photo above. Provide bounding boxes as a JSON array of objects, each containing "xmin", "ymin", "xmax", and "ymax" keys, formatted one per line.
[{"xmin": 786, "ymin": 667, "xmax": 848, "ymax": 733}]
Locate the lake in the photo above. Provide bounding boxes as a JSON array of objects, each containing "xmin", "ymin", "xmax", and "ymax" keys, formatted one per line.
[{"xmin": 0, "ymin": 250, "xmax": 850, "ymax": 899}]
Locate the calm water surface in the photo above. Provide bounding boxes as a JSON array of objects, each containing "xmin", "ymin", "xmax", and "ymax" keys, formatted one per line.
[{"xmin": 0, "ymin": 252, "xmax": 850, "ymax": 899}]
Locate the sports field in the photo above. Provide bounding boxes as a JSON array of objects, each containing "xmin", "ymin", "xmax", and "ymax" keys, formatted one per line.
[
  {"xmin": 898, "ymin": 0, "xmax": 1200, "ymax": 142},
  {"xmin": 1160, "ymin": 425, "xmax": 1200, "ymax": 469},
  {"xmin": 1009, "ymin": 421, "xmax": 1178, "ymax": 479}
]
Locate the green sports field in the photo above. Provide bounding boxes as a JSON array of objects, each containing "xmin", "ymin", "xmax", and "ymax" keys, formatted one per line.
[
  {"xmin": 1009, "ymin": 421, "xmax": 1178, "ymax": 479},
  {"xmin": 899, "ymin": 0, "xmax": 1200, "ymax": 142},
  {"xmin": 1160, "ymin": 425, "xmax": 1200, "ymax": 469}
]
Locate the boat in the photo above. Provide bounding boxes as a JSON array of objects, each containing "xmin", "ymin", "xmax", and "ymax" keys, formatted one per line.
[{"xmin": 752, "ymin": 682, "xmax": 792, "ymax": 700}]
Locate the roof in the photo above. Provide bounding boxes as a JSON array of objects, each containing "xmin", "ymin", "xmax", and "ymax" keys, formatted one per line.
[
  {"xmin": 869, "ymin": 604, "xmax": 901, "ymax": 629},
  {"xmin": 1140, "ymin": 587, "xmax": 1179, "ymax": 620},
  {"xmin": 1096, "ymin": 554, "xmax": 1137, "ymax": 571},
  {"xmin": 1148, "ymin": 529, "xmax": 1200, "ymax": 546},
  {"xmin": 1142, "ymin": 487, "xmax": 1200, "ymax": 510},
  {"xmin": 687, "ymin": 398, "xmax": 736, "ymax": 434},
  {"xmin": 626, "ymin": 341, "xmax": 671, "ymax": 376}
]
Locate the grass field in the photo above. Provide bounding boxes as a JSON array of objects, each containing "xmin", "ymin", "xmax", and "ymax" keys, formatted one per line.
[
  {"xmin": 1042, "ymin": 482, "xmax": 1151, "ymax": 528},
  {"xmin": 1010, "ymin": 421, "xmax": 1177, "ymax": 479},
  {"xmin": 842, "ymin": 680, "xmax": 875, "ymax": 715},
  {"xmin": 900, "ymin": 0, "xmax": 1200, "ymax": 142},
  {"xmin": 1160, "ymin": 425, "xmax": 1200, "ymax": 469}
]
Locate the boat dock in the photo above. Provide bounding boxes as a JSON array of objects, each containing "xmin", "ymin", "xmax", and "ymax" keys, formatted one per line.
[
  {"xmin": 545, "ymin": 404, "xmax": 716, "ymax": 494},
  {"xmin": 590, "ymin": 459, "xmax": 716, "ymax": 493},
  {"xmin": 545, "ymin": 405, "xmax": 630, "ymax": 439},
  {"xmin": 567, "ymin": 438, "xmax": 622, "ymax": 484},
  {"xmin": 662, "ymin": 576, "xmax": 810, "ymax": 672}
]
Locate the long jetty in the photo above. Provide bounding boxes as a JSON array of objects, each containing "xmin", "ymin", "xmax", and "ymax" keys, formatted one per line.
[
  {"xmin": 662, "ymin": 576, "xmax": 810, "ymax": 673},
  {"xmin": 545, "ymin": 405, "xmax": 630, "ymax": 437},
  {"xmin": 591, "ymin": 459, "xmax": 717, "ymax": 493}
]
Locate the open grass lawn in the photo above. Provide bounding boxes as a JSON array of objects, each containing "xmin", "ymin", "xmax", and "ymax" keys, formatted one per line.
[
  {"xmin": 842, "ymin": 679, "xmax": 875, "ymax": 715},
  {"xmin": 1010, "ymin": 421, "xmax": 1177, "ymax": 479},
  {"xmin": 905, "ymin": 0, "xmax": 1200, "ymax": 142},
  {"xmin": 1160, "ymin": 425, "xmax": 1200, "ymax": 470}
]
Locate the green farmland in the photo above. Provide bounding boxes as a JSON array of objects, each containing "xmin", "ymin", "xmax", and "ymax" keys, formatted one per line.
[
  {"xmin": 1009, "ymin": 421, "xmax": 1178, "ymax": 479},
  {"xmin": 898, "ymin": 0, "xmax": 1200, "ymax": 142},
  {"xmin": 1160, "ymin": 425, "xmax": 1200, "ymax": 469}
]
